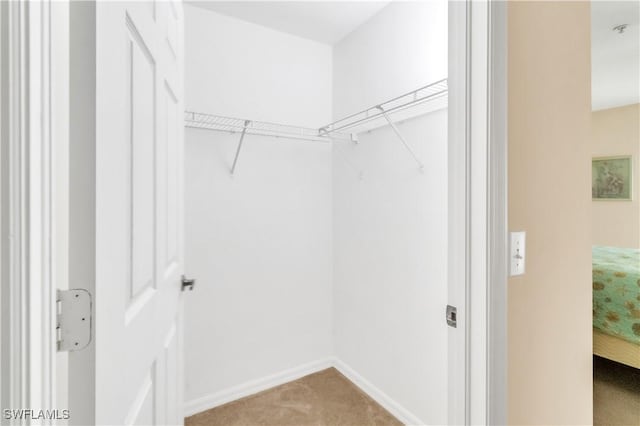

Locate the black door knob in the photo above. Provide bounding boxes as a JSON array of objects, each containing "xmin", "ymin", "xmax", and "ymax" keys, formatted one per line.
[{"xmin": 181, "ymin": 275, "xmax": 196, "ymax": 292}]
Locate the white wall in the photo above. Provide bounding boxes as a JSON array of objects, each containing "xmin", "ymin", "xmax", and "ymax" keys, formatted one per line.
[
  {"xmin": 332, "ymin": 1, "xmax": 447, "ymax": 118},
  {"xmin": 184, "ymin": 2, "xmax": 449, "ymax": 422},
  {"xmin": 185, "ymin": 5, "xmax": 332, "ymax": 127},
  {"xmin": 332, "ymin": 2, "xmax": 448, "ymax": 424},
  {"xmin": 184, "ymin": 4, "xmax": 333, "ymax": 407}
]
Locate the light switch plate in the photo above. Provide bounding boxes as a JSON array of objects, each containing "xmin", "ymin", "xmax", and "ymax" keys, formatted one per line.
[{"xmin": 510, "ymin": 231, "xmax": 526, "ymax": 276}]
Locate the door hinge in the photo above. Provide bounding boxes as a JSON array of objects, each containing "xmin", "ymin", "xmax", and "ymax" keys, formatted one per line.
[
  {"xmin": 446, "ymin": 305, "xmax": 457, "ymax": 328},
  {"xmin": 56, "ymin": 289, "xmax": 92, "ymax": 352}
]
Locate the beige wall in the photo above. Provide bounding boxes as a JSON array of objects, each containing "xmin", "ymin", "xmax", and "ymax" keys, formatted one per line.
[
  {"xmin": 508, "ymin": 2, "xmax": 593, "ymax": 424},
  {"xmin": 592, "ymin": 103, "xmax": 640, "ymax": 248}
]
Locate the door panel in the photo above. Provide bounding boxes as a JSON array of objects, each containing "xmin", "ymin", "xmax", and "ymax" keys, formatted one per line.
[
  {"xmin": 163, "ymin": 82, "xmax": 180, "ymax": 278},
  {"xmin": 161, "ymin": 323, "xmax": 180, "ymax": 425},
  {"xmin": 124, "ymin": 370, "xmax": 155, "ymax": 426},
  {"xmin": 92, "ymin": 1, "xmax": 184, "ymax": 424},
  {"xmin": 129, "ymin": 18, "xmax": 156, "ymax": 300}
]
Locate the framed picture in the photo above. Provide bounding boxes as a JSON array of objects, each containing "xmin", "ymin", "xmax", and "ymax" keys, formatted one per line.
[{"xmin": 592, "ymin": 156, "xmax": 633, "ymax": 200}]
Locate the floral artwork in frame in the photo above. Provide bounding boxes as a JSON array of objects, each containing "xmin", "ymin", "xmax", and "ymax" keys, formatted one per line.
[{"xmin": 592, "ymin": 156, "xmax": 633, "ymax": 200}]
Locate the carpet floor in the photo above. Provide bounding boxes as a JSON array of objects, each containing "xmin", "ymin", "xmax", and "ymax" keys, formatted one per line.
[
  {"xmin": 594, "ymin": 356, "xmax": 640, "ymax": 426},
  {"xmin": 185, "ymin": 368, "xmax": 403, "ymax": 426}
]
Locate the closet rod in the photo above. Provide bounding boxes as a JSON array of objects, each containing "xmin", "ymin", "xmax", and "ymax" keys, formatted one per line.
[{"xmin": 319, "ymin": 78, "xmax": 448, "ymax": 135}]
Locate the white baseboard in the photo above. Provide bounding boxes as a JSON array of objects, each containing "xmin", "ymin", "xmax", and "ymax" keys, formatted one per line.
[
  {"xmin": 331, "ymin": 357, "xmax": 425, "ymax": 426},
  {"xmin": 184, "ymin": 358, "xmax": 333, "ymax": 417},
  {"xmin": 184, "ymin": 357, "xmax": 425, "ymax": 425}
]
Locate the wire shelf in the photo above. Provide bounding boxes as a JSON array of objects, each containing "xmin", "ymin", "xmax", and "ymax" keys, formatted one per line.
[
  {"xmin": 184, "ymin": 111, "xmax": 354, "ymax": 143},
  {"xmin": 184, "ymin": 78, "xmax": 448, "ymax": 173},
  {"xmin": 319, "ymin": 78, "xmax": 448, "ymax": 135}
]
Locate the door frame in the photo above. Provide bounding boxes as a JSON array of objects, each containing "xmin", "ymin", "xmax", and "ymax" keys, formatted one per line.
[
  {"xmin": 1, "ymin": 0, "xmax": 509, "ymax": 424},
  {"xmin": 486, "ymin": 1, "xmax": 508, "ymax": 424},
  {"xmin": 448, "ymin": 0, "xmax": 507, "ymax": 424},
  {"xmin": 0, "ymin": 0, "xmax": 57, "ymax": 420}
]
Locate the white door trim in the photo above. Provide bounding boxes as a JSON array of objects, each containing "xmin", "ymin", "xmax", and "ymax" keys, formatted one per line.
[
  {"xmin": 447, "ymin": 1, "xmax": 470, "ymax": 422},
  {"xmin": 449, "ymin": 0, "xmax": 507, "ymax": 424},
  {"xmin": 487, "ymin": 1, "xmax": 508, "ymax": 424},
  {"xmin": 1, "ymin": 0, "xmax": 57, "ymax": 421}
]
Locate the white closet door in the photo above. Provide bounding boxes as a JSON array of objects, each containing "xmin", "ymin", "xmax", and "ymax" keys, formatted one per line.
[{"xmin": 92, "ymin": 2, "xmax": 185, "ymax": 424}]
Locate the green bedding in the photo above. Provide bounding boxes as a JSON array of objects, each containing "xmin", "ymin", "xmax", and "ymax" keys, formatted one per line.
[{"xmin": 593, "ymin": 246, "xmax": 640, "ymax": 345}]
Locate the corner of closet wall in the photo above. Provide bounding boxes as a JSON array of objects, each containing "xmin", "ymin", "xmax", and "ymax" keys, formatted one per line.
[
  {"xmin": 183, "ymin": 1, "xmax": 450, "ymax": 423},
  {"xmin": 183, "ymin": 4, "xmax": 334, "ymax": 415},
  {"xmin": 331, "ymin": 1, "xmax": 448, "ymax": 425}
]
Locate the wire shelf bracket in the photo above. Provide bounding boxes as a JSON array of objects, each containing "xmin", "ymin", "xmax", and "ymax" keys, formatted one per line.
[
  {"xmin": 230, "ymin": 120, "xmax": 250, "ymax": 175},
  {"xmin": 318, "ymin": 78, "xmax": 447, "ymax": 172},
  {"xmin": 377, "ymin": 105, "xmax": 424, "ymax": 171}
]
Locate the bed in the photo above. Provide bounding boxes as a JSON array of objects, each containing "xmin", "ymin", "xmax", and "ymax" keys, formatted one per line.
[{"xmin": 592, "ymin": 246, "xmax": 640, "ymax": 369}]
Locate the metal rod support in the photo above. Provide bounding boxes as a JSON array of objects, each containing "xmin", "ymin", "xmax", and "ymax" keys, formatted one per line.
[
  {"xmin": 230, "ymin": 120, "xmax": 250, "ymax": 175},
  {"xmin": 377, "ymin": 106, "xmax": 424, "ymax": 170}
]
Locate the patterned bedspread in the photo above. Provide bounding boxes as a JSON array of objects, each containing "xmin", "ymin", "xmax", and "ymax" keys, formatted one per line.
[{"xmin": 593, "ymin": 246, "xmax": 640, "ymax": 345}]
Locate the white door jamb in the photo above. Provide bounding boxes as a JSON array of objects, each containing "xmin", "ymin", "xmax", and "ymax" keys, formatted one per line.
[
  {"xmin": 0, "ymin": 1, "xmax": 57, "ymax": 422},
  {"xmin": 449, "ymin": 0, "xmax": 507, "ymax": 424},
  {"xmin": 487, "ymin": 1, "xmax": 508, "ymax": 424}
]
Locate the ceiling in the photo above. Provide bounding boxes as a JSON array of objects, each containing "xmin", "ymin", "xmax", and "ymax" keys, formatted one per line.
[
  {"xmin": 592, "ymin": 1, "xmax": 640, "ymax": 111},
  {"xmin": 188, "ymin": 1, "xmax": 638, "ymax": 111},
  {"xmin": 187, "ymin": 1, "xmax": 392, "ymax": 45}
]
